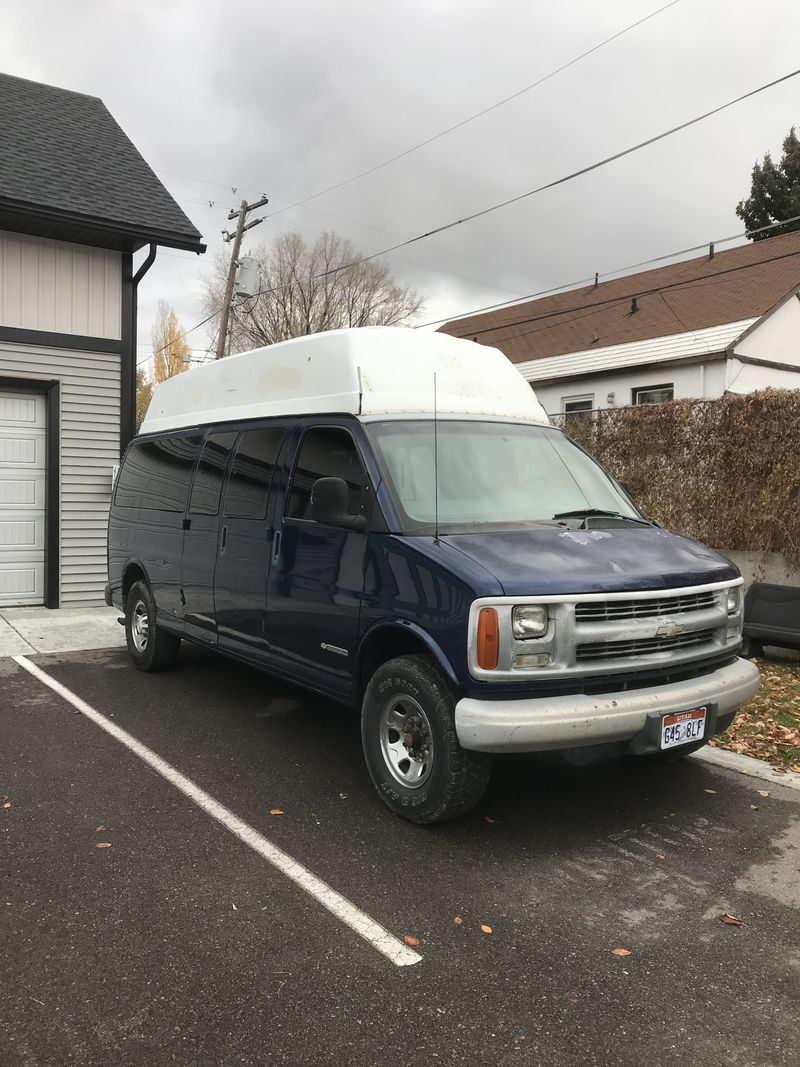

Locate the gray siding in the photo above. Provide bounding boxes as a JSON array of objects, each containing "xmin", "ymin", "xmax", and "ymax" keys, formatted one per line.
[
  {"xmin": 0, "ymin": 230, "xmax": 121, "ymax": 339},
  {"xmin": 0, "ymin": 341, "xmax": 120, "ymax": 605}
]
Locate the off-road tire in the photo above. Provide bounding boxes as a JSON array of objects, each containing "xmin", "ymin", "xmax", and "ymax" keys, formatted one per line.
[
  {"xmin": 361, "ymin": 654, "xmax": 492, "ymax": 824},
  {"xmin": 125, "ymin": 580, "xmax": 181, "ymax": 672}
]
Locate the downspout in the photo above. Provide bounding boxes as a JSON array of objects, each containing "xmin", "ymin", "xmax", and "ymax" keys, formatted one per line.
[{"xmin": 126, "ymin": 243, "xmax": 158, "ymax": 449}]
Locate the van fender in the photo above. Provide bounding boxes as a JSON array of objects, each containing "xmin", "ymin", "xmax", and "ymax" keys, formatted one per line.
[{"xmin": 355, "ymin": 619, "xmax": 460, "ymax": 696}]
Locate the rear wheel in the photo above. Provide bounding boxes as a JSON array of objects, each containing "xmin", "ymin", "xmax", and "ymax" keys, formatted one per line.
[
  {"xmin": 125, "ymin": 580, "xmax": 180, "ymax": 672},
  {"xmin": 361, "ymin": 654, "xmax": 491, "ymax": 824}
]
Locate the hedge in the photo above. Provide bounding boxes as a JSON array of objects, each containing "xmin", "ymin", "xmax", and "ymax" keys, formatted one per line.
[{"xmin": 551, "ymin": 389, "xmax": 800, "ymax": 562}]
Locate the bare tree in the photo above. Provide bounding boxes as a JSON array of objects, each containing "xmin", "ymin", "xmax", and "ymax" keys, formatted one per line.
[{"xmin": 203, "ymin": 231, "xmax": 424, "ymax": 352}]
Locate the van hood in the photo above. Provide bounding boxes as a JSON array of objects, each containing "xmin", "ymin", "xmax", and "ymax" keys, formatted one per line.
[{"xmin": 440, "ymin": 527, "xmax": 739, "ymax": 596}]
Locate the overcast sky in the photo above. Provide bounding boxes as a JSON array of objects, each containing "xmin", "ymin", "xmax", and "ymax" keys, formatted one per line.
[{"xmin": 2, "ymin": 0, "xmax": 799, "ymax": 370}]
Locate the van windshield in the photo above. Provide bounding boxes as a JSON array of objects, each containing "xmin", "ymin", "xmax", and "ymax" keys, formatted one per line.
[{"xmin": 366, "ymin": 420, "xmax": 641, "ymax": 532}]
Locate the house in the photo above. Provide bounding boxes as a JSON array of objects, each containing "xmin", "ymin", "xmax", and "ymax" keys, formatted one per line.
[
  {"xmin": 0, "ymin": 73, "xmax": 204, "ymax": 608},
  {"xmin": 438, "ymin": 230, "xmax": 800, "ymax": 417}
]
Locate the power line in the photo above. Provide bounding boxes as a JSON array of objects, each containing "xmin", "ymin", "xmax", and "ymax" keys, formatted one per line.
[
  {"xmin": 136, "ymin": 310, "xmax": 220, "ymax": 366},
  {"xmin": 258, "ymin": 0, "xmax": 683, "ymax": 216},
  {"xmin": 417, "ymin": 213, "xmax": 800, "ymax": 329},
  {"xmin": 158, "ymin": 0, "xmax": 680, "ymax": 223},
  {"xmin": 460, "ymin": 246, "xmax": 800, "ymax": 345},
  {"xmin": 314, "ymin": 67, "xmax": 800, "ymax": 281}
]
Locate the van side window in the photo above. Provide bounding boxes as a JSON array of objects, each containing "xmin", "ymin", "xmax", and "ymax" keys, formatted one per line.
[
  {"xmin": 288, "ymin": 427, "xmax": 367, "ymax": 520},
  {"xmin": 189, "ymin": 433, "xmax": 237, "ymax": 516},
  {"xmin": 115, "ymin": 434, "xmax": 202, "ymax": 512},
  {"xmin": 224, "ymin": 429, "xmax": 285, "ymax": 520}
]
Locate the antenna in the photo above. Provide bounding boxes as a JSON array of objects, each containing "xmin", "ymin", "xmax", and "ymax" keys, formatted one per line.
[{"xmin": 433, "ymin": 372, "xmax": 440, "ymax": 544}]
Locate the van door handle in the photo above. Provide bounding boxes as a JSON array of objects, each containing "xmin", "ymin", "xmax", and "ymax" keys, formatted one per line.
[
  {"xmin": 271, "ymin": 528, "xmax": 282, "ymax": 566},
  {"xmin": 220, "ymin": 525, "xmax": 228, "ymax": 553},
  {"xmin": 182, "ymin": 517, "xmax": 191, "ymax": 531}
]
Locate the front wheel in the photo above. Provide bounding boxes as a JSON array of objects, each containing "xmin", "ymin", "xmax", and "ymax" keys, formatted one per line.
[
  {"xmin": 125, "ymin": 580, "xmax": 181, "ymax": 672},
  {"xmin": 361, "ymin": 654, "xmax": 492, "ymax": 824}
]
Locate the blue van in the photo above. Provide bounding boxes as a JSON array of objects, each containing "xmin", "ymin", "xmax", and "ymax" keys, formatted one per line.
[{"xmin": 107, "ymin": 327, "xmax": 760, "ymax": 823}]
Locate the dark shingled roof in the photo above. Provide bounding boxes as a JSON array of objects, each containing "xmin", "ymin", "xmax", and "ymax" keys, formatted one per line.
[
  {"xmin": 0, "ymin": 72, "xmax": 205, "ymax": 253},
  {"xmin": 438, "ymin": 230, "xmax": 800, "ymax": 363}
]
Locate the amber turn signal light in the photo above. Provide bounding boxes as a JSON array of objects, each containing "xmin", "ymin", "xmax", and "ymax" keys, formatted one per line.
[{"xmin": 477, "ymin": 607, "xmax": 499, "ymax": 670}]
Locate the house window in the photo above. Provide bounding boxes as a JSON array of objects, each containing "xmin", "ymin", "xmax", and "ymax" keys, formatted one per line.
[
  {"xmin": 562, "ymin": 395, "xmax": 594, "ymax": 416},
  {"xmin": 632, "ymin": 384, "xmax": 674, "ymax": 405}
]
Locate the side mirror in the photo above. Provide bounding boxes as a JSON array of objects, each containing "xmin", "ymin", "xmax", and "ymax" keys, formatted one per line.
[{"xmin": 310, "ymin": 477, "xmax": 366, "ymax": 530}]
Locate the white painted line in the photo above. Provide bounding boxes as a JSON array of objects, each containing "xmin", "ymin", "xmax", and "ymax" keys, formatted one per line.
[
  {"xmin": 13, "ymin": 655, "xmax": 422, "ymax": 968},
  {"xmin": 692, "ymin": 745, "xmax": 800, "ymax": 791}
]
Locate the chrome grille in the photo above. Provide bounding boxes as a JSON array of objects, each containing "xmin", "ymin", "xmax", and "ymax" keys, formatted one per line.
[
  {"xmin": 576, "ymin": 627, "xmax": 716, "ymax": 661},
  {"xmin": 574, "ymin": 590, "xmax": 718, "ymax": 622}
]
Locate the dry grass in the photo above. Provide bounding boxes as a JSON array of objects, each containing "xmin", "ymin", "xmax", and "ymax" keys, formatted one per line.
[{"xmin": 710, "ymin": 658, "xmax": 800, "ymax": 772}]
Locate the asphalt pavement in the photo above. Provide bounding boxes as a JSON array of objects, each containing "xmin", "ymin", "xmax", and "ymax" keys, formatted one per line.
[{"xmin": 2, "ymin": 645, "xmax": 799, "ymax": 1066}]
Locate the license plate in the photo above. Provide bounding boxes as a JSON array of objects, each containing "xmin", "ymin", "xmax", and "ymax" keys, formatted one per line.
[{"xmin": 661, "ymin": 707, "xmax": 707, "ymax": 749}]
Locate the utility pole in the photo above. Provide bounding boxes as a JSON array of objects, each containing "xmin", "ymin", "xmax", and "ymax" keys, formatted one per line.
[{"xmin": 215, "ymin": 194, "xmax": 269, "ymax": 359}]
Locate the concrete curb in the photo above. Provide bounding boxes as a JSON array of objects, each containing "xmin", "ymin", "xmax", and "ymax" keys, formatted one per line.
[{"xmin": 692, "ymin": 745, "xmax": 800, "ymax": 791}]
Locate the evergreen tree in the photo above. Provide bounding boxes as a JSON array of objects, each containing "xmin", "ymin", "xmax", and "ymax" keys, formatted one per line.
[{"xmin": 737, "ymin": 126, "xmax": 800, "ymax": 240}]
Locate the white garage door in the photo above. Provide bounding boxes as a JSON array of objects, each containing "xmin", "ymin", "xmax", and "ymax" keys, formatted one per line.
[{"xmin": 0, "ymin": 390, "xmax": 47, "ymax": 606}]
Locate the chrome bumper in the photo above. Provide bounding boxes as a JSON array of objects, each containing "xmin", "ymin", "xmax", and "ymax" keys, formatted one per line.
[{"xmin": 455, "ymin": 658, "xmax": 760, "ymax": 753}]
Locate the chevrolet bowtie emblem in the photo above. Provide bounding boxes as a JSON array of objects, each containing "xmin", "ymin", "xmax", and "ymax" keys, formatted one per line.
[{"xmin": 655, "ymin": 622, "xmax": 684, "ymax": 638}]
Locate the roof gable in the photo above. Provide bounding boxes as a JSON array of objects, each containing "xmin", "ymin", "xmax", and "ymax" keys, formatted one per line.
[
  {"xmin": 0, "ymin": 72, "xmax": 204, "ymax": 253},
  {"xmin": 438, "ymin": 230, "xmax": 800, "ymax": 364}
]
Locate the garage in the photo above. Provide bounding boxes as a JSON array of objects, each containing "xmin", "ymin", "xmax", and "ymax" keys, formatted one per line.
[
  {"xmin": 0, "ymin": 72, "xmax": 205, "ymax": 607},
  {"xmin": 0, "ymin": 388, "xmax": 46, "ymax": 606}
]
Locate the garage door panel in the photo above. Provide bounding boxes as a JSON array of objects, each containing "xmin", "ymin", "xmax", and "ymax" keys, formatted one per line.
[
  {"xmin": 0, "ymin": 394, "xmax": 45, "ymax": 428},
  {"xmin": 0, "ymin": 560, "xmax": 44, "ymax": 605},
  {"xmin": 0, "ymin": 390, "xmax": 46, "ymax": 606},
  {"xmin": 0, "ymin": 472, "xmax": 46, "ymax": 509},
  {"xmin": 0, "ymin": 515, "xmax": 45, "ymax": 552},
  {"xmin": 0, "ymin": 431, "xmax": 46, "ymax": 469}
]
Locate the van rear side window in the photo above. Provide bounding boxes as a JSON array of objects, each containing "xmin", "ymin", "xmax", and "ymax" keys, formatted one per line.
[
  {"xmin": 115, "ymin": 434, "xmax": 202, "ymax": 512},
  {"xmin": 189, "ymin": 433, "xmax": 237, "ymax": 515}
]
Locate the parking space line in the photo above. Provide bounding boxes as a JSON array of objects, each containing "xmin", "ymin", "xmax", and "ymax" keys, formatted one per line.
[{"xmin": 14, "ymin": 655, "xmax": 422, "ymax": 968}]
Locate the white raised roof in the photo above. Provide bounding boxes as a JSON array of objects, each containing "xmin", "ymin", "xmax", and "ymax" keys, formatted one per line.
[{"xmin": 140, "ymin": 326, "xmax": 549, "ymax": 433}]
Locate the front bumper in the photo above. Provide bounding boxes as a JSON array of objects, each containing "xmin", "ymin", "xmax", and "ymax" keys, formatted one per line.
[{"xmin": 455, "ymin": 657, "xmax": 760, "ymax": 753}]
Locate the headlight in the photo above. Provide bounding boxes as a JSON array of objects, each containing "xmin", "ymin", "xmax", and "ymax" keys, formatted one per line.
[
  {"xmin": 512, "ymin": 605, "xmax": 548, "ymax": 639},
  {"xmin": 726, "ymin": 588, "xmax": 741, "ymax": 614}
]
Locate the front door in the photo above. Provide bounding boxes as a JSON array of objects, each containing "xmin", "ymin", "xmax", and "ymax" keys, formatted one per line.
[
  {"xmin": 181, "ymin": 431, "xmax": 237, "ymax": 641},
  {"xmin": 266, "ymin": 425, "xmax": 370, "ymax": 695}
]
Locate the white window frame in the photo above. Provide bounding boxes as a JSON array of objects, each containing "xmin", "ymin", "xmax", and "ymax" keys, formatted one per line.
[
  {"xmin": 631, "ymin": 383, "xmax": 674, "ymax": 406},
  {"xmin": 561, "ymin": 394, "xmax": 595, "ymax": 415}
]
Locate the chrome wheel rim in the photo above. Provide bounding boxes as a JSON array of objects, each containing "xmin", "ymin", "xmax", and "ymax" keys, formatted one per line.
[
  {"xmin": 131, "ymin": 599, "xmax": 149, "ymax": 653},
  {"xmin": 379, "ymin": 693, "xmax": 434, "ymax": 789}
]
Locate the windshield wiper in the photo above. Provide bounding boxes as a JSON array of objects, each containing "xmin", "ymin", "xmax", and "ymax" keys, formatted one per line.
[{"xmin": 552, "ymin": 508, "xmax": 652, "ymax": 526}]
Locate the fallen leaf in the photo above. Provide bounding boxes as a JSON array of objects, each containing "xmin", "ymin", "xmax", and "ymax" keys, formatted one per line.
[
  {"xmin": 751, "ymin": 805, "xmax": 759, "ymax": 811},
  {"xmin": 95, "ymin": 842, "xmax": 112, "ymax": 849},
  {"xmin": 453, "ymin": 916, "xmax": 463, "ymax": 925},
  {"xmin": 484, "ymin": 816, "xmax": 497, "ymax": 824},
  {"xmin": 721, "ymin": 913, "xmax": 744, "ymax": 926},
  {"xmin": 2, "ymin": 802, "xmax": 11, "ymax": 810},
  {"xmin": 403, "ymin": 934, "xmax": 420, "ymax": 946},
  {"xmin": 611, "ymin": 948, "xmax": 631, "ymax": 956},
  {"xmin": 480, "ymin": 924, "xmax": 493, "ymax": 934},
  {"xmin": 655, "ymin": 852, "xmax": 666, "ymax": 861},
  {"xmin": 757, "ymin": 790, "xmax": 770, "ymax": 798},
  {"xmin": 95, "ymin": 824, "xmax": 106, "ymax": 832},
  {"xmin": 269, "ymin": 809, "xmax": 284, "ymax": 816},
  {"xmin": 568, "ymin": 996, "xmax": 579, "ymax": 1005},
  {"xmin": 261, "ymin": 906, "xmax": 268, "ymax": 911},
  {"xmin": 704, "ymin": 789, "xmax": 717, "ymax": 795}
]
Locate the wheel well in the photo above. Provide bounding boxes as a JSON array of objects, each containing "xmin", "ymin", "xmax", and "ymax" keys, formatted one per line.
[
  {"xmin": 357, "ymin": 628, "xmax": 446, "ymax": 702},
  {"xmin": 121, "ymin": 564, "xmax": 147, "ymax": 607}
]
